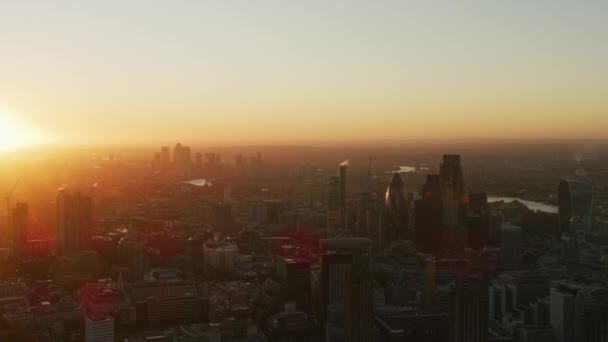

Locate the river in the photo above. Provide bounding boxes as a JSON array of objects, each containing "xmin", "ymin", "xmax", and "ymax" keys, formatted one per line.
[{"xmin": 487, "ymin": 196, "xmax": 558, "ymax": 213}]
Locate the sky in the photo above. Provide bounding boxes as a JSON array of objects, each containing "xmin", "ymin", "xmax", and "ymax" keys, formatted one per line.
[{"xmin": 0, "ymin": 0, "xmax": 607, "ymax": 146}]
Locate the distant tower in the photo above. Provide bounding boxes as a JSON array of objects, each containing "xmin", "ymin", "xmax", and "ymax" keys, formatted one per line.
[
  {"xmin": 11, "ymin": 202, "xmax": 28, "ymax": 257},
  {"xmin": 174, "ymin": 143, "xmax": 183, "ymax": 165},
  {"xmin": 119, "ymin": 219, "xmax": 147, "ymax": 281},
  {"xmin": 339, "ymin": 164, "xmax": 347, "ymax": 230},
  {"xmin": 384, "ymin": 173, "xmax": 409, "ymax": 241},
  {"xmin": 557, "ymin": 180, "xmax": 593, "ymax": 235},
  {"xmin": 440, "ymin": 154, "xmax": 465, "ymax": 201},
  {"xmin": 415, "ymin": 174, "xmax": 444, "ymax": 251},
  {"xmin": 56, "ymin": 187, "xmax": 93, "ymax": 255},
  {"xmin": 326, "ymin": 177, "xmax": 341, "ymax": 236},
  {"xmin": 320, "ymin": 238, "xmax": 373, "ymax": 342}
]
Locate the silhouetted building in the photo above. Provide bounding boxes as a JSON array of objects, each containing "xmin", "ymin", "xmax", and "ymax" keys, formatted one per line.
[
  {"xmin": 375, "ymin": 309, "xmax": 450, "ymax": 342},
  {"xmin": 119, "ymin": 220, "xmax": 147, "ymax": 281},
  {"xmin": 57, "ymin": 187, "xmax": 93, "ymax": 255},
  {"xmin": 339, "ymin": 164, "xmax": 347, "ymax": 230},
  {"xmin": 550, "ymin": 282, "xmax": 581, "ymax": 342},
  {"xmin": 449, "ymin": 276, "xmax": 488, "ymax": 342},
  {"xmin": 415, "ymin": 175, "xmax": 444, "ymax": 251},
  {"xmin": 574, "ymin": 286, "xmax": 608, "ymax": 342},
  {"xmin": 320, "ymin": 238, "xmax": 372, "ymax": 342},
  {"xmin": 385, "ymin": 173, "xmax": 409, "ymax": 241},
  {"xmin": 558, "ymin": 180, "xmax": 593, "ymax": 235},
  {"xmin": 440, "ymin": 154, "xmax": 465, "ymax": 202},
  {"xmin": 326, "ymin": 177, "xmax": 340, "ymax": 236}
]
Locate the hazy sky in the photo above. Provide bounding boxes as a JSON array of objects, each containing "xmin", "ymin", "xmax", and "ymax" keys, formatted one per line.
[{"xmin": 1, "ymin": 0, "xmax": 607, "ymax": 145}]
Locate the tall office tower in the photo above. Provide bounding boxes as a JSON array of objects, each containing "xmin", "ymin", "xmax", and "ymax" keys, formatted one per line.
[
  {"xmin": 56, "ymin": 188, "xmax": 93, "ymax": 255},
  {"xmin": 11, "ymin": 202, "xmax": 28, "ymax": 256},
  {"xmin": 355, "ymin": 169, "xmax": 373, "ymax": 237},
  {"xmin": 550, "ymin": 283, "xmax": 581, "ymax": 342},
  {"xmin": 467, "ymin": 193, "xmax": 491, "ymax": 249},
  {"xmin": 174, "ymin": 142, "xmax": 184, "ymax": 164},
  {"xmin": 440, "ymin": 154, "xmax": 465, "ymax": 201},
  {"xmin": 557, "ymin": 180, "xmax": 593, "ymax": 235},
  {"xmin": 384, "ymin": 173, "xmax": 409, "ymax": 241},
  {"xmin": 160, "ymin": 146, "xmax": 170, "ymax": 167},
  {"xmin": 320, "ymin": 238, "xmax": 372, "ymax": 342},
  {"xmin": 415, "ymin": 174, "xmax": 444, "ymax": 251},
  {"xmin": 339, "ymin": 164, "xmax": 347, "ymax": 230},
  {"xmin": 449, "ymin": 276, "xmax": 489, "ymax": 342},
  {"xmin": 574, "ymin": 286, "xmax": 608, "ymax": 342},
  {"xmin": 326, "ymin": 177, "xmax": 341, "ymax": 236},
  {"xmin": 119, "ymin": 220, "xmax": 147, "ymax": 281}
]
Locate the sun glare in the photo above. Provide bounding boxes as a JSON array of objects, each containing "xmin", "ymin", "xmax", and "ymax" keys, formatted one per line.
[{"xmin": 0, "ymin": 111, "xmax": 49, "ymax": 152}]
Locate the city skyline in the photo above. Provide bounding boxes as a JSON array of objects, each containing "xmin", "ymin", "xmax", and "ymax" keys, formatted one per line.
[{"xmin": 1, "ymin": 1, "xmax": 607, "ymax": 149}]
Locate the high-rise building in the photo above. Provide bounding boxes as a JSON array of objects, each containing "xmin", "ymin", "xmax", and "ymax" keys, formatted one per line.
[
  {"xmin": 574, "ymin": 286, "xmax": 608, "ymax": 342},
  {"xmin": 11, "ymin": 202, "xmax": 28, "ymax": 256},
  {"xmin": 174, "ymin": 143, "xmax": 184, "ymax": 164},
  {"xmin": 326, "ymin": 177, "xmax": 340, "ymax": 236},
  {"xmin": 85, "ymin": 316, "xmax": 114, "ymax": 342},
  {"xmin": 56, "ymin": 187, "xmax": 93, "ymax": 255},
  {"xmin": 195, "ymin": 152, "xmax": 203, "ymax": 169},
  {"xmin": 448, "ymin": 276, "xmax": 488, "ymax": 342},
  {"xmin": 339, "ymin": 164, "xmax": 347, "ymax": 230},
  {"xmin": 119, "ymin": 220, "xmax": 147, "ymax": 281},
  {"xmin": 440, "ymin": 154, "xmax": 465, "ymax": 202},
  {"xmin": 557, "ymin": 180, "xmax": 593, "ymax": 235},
  {"xmin": 550, "ymin": 283, "xmax": 580, "ymax": 342},
  {"xmin": 384, "ymin": 173, "xmax": 409, "ymax": 241},
  {"xmin": 320, "ymin": 238, "xmax": 372, "ymax": 342},
  {"xmin": 415, "ymin": 174, "xmax": 444, "ymax": 251}
]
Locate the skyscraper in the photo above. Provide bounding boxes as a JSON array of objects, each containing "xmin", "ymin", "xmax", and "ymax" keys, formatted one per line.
[
  {"xmin": 574, "ymin": 286, "xmax": 608, "ymax": 342},
  {"xmin": 415, "ymin": 174, "xmax": 444, "ymax": 251},
  {"xmin": 440, "ymin": 154, "xmax": 465, "ymax": 202},
  {"xmin": 56, "ymin": 187, "xmax": 93, "ymax": 255},
  {"xmin": 557, "ymin": 180, "xmax": 593, "ymax": 235},
  {"xmin": 320, "ymin": 238, "xmax": 372, "ymax": 342},
  {"xmin": 385, "ymin": 172, "xmax": 409, "ymax": 241},
  {"xmin": 339, "ymin": 163, "xmax": 347, "ymax": 230},
  {"xmin": 326, "ymin": 177, "xmax": 340, "ymax": 236}
]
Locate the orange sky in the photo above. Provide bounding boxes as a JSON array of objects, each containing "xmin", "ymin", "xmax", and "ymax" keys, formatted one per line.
[{"xmin": 0, "ymin": 1, "xmax": 607, "ymax": 146}]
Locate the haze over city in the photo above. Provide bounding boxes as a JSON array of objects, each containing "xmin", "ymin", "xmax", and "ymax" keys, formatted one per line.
[{"xmin": 1, "ymin": 2, "xmax": 608, "ymax": 342}]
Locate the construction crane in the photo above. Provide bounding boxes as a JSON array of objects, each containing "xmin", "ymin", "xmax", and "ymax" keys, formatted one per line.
[{"xmin": 5, "ymin": 177, "xmax": 21, "ymax": 232}]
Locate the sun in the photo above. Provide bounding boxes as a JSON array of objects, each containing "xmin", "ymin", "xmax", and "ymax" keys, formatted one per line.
[{"xmin": 0, "ymin": 111, "xmax": 50, "ymax": 152}]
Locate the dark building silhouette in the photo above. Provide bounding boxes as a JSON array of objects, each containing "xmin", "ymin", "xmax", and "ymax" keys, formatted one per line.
[
  {"xmin": 440, "ymin": 154, "xmax": 465, "ymax": 202},
  {"xmin": 574, "ymin": 286, "xmax": 608, "ymax": 342},
  {"xmin": 56, "ymin": 188, "xmax": 93, "ymax": 255},
  {"xmin": 326, "ymin": 176, "xmax": 340, "ymax": 236},
  {"xmin": 320, "ymin": 238, "xmax": 372, "ymax": 342},
  {"xmin": 449, "ymin": 276, "xmax": 489, "ymax": 342},
  {"xmin": 160, "ymin": 146, "xmax": 170, "ymax": 167},
  {"xmin": 339, "ymin": 164, "xmax": 347, "ymax": 231},
  {"xmin": 558, "ymin": 180, "xmax": 593, "ymax": 235},
  {"xmin": 415, "ymin": 175, "xmax": 444, "ymax": 251},
  {"xmin": 385, "ymin": 173, "xmax": 409, "ymax": 241}
]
